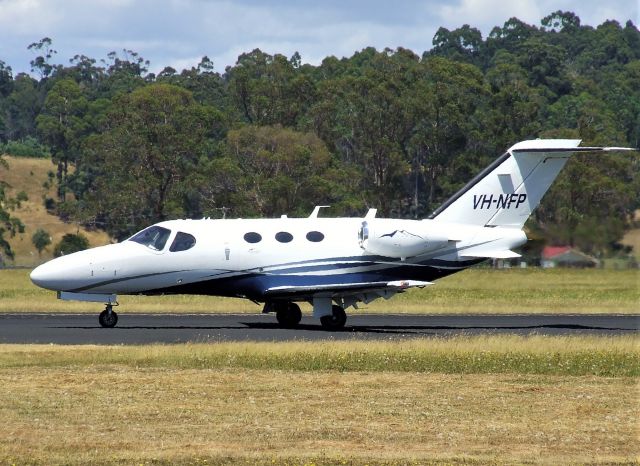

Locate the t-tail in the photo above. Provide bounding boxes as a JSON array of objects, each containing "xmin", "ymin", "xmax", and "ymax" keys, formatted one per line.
[{"xmin": 428, "ymin": 139, "xmax": 634, "ymax": 228}]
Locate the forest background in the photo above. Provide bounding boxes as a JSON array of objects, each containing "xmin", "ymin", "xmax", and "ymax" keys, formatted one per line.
[{"xmin": 0, "ymin": 11, "xmax": 638, "ymax": 264}]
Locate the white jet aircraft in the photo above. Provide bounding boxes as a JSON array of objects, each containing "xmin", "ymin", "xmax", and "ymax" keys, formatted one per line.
[{"xmin": 30, "ymin": 139, "xmax": 633, "ymax": 329}]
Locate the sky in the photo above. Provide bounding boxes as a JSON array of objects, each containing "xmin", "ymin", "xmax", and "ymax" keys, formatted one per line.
[{"xmin": 0, "ymin": 0, "xmax": 638, "ymax": 76}]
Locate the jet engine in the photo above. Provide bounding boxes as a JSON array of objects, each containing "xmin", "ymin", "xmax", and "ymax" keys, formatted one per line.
[{"xmin": 358, "ymin": 220, "xmax": 450, "ymax": 259}]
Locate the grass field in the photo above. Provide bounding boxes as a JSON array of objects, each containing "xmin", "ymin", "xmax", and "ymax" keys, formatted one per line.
[
  {"xmin": 0, "ymin": 336, "xmax": 638, "ymax": 465},
  {"xmin": 0, "ymin": 267, "xmax": 637, "ymax": 314}
]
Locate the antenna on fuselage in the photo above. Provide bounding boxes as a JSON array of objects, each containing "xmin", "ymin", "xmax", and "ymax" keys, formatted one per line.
[{"xmin": 309, "ymin": 205, "xmax": 330, "ymax": 218}]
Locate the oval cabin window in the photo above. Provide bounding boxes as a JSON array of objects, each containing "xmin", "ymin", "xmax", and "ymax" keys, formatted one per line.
[
  {"xmin": 244, "ymin": 232, "xmax": 262, "ymax": 244},
  {"xmin": 275, "ymin": 231, "xmax": 293, "ymax": 243},
  {"xmin": 306, "ymin": 231, "xmax": 324, "ymax": 242}
]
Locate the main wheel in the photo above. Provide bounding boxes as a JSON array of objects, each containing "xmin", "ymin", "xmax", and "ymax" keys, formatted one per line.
[
  {"xmin": 275, "ymin": 302, "xmax": 302, "ymax": 328},
  {"xmin": 320, "ymin": 305, "xmax": 347, "ymax": 330},
  {"xmin": 98, "ymin": 308, "xmax": 118, "ymax": 328}
]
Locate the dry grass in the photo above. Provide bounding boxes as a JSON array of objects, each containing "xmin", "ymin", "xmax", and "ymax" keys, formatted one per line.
[
  {"xmin": 0, "ymin": 337, "xmax": 637, "ymax": 464},
  {"xmin": 0, "ymin": 368, "xmax": 637, "ymax": 465},
  {"xmin": 1, "ymin": 156, "xmax": 111, "ymax": 266},
  {"xmin": 1, "ymin": 267, "xmax": 637, "ymax": 314}
]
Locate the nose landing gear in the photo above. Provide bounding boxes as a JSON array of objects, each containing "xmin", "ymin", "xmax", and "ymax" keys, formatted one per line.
[{"xmin": 98, "ymin": 303, "xmax": 119, "ymax": 328}]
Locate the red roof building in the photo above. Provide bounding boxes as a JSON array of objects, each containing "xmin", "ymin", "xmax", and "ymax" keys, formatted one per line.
[{"xmin": 541, "ymin": 246, "xmax": 599, "ymax": 268}]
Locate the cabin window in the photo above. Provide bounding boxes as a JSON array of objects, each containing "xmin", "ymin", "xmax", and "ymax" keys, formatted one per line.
[
  {"xmin": 244, "ymin": 232, "xmax": 262, "ymax": 243},
  {"xmin": 169, "ymin": 232, "xmax": 196, "ymax": 252},
  {"xmin": 275, "ymin": 231, "xmax": 293, "ymax": 243},
  {"xmin": 129, "ymin": 226, "xmax": 171, "ymax": 251},
  {"xmin": 306, "ymin": 231, "xmax": 324, "ymax": 242}
]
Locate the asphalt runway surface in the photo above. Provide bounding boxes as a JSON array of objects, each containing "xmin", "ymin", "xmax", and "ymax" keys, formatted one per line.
[{"xmin": 0, "ymin": 313, "xmax": 637, "ymax": 344}]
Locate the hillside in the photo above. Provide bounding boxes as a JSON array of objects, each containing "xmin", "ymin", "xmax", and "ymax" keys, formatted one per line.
[{"xmin": 0, "ymin": 156, "xmax": 111, "ymax": 267}]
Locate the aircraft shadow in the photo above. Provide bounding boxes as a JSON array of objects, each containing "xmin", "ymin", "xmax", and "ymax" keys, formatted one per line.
[
  {"xmin": 241, "ymin": 322, "xmax": 635, "ymax": 333},
  {"xmin": 55, "ymin": 322, "xmax": 636, "ymax": 335}
]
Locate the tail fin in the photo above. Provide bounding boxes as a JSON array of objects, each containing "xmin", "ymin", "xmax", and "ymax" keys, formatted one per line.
[{"xmin": 429, "ymin": 139, "xmax": 631, "ymax": 228}]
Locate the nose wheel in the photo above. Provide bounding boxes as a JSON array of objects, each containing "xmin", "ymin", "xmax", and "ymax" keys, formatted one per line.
[{"xmin": 98, "ymin": 304, "xmax": 118, "ymax": 328}]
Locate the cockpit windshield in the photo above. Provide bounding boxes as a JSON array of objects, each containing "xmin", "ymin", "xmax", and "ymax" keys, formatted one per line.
[{"xmin": 129, "ymin": 226, "xmax": 171, "ymax": 251}]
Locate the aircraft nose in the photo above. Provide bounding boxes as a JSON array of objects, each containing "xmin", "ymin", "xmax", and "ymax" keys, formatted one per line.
[
  {"xmin": 30, "ymin": 252, "xmax": 92, "ymax": 291},
  {"xmin": 30, "ymin": 260, "xmax": 63, "ymax": 291}
]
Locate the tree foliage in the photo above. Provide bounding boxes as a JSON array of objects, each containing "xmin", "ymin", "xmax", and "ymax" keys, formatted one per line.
[
  {"xmin": 31, "ymin": 228, "xmax": 51, "ymax": 256},
  {"xmin": 0, "ymin": 156, "xmax": 25, "ymax": 262},
  {"xmin": 76, "ymin": 84, "xmax": 224, "ymax": 239},
  {"xmin": 53, "ymin": 232, "xmax": 89, "ymax": 257}
]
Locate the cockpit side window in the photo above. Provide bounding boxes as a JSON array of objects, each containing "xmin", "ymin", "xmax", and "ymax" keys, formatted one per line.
[
  {"xmin": 169, "ymin": 232, "xmax": 196, "ymax": 252},
  {"xmin": 129, "ymin": 226, "xmax": 171, "ymax": 251}
]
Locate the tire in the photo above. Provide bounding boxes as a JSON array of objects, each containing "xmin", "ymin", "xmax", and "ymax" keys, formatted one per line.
[
  {"xmin": 320, "ymin": 305, "xmax": 347, "ymax": 330},
  {"xmin": 98, "ymin": 309, "xmax": 118, "ymax": 328},
  {"xmin": 275, "ymin": 302, "xmax": 302, "ymax": 328}
]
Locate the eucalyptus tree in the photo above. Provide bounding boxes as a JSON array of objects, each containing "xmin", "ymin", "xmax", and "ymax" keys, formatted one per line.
[{"xmin": 78, "ymin": 84, "xmax": 223, "ymax": 239}]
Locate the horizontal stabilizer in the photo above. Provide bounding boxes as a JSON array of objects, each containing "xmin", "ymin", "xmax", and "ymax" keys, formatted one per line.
[
  {"xmin": 512, "ymin": 146, "xmax": 637, "ymax": 153},
  {"xmin": 461, "ymin": 250, "xmax": 521, "ymax": 259}
]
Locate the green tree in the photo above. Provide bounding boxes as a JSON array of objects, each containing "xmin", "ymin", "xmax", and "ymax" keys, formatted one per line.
[
  {"xmin": 482, "ymin": 58, "xmax": 545, "ymax": 151},
  {"xmin": 430, "ymin": 25, "xmax": 484, "ymax": 66},
  {"xmin": 158, "ymin": 56, "xmax": 229, "ymax": 113},
  {"xmin": 225, "ymin": 125, "xmax": 358, "ymax": 217},
  {"xmin": 78, "ymin": 84, "xmax": 223, "ymax": 239},
  {"xmin": 406, "ymin": 57, "xmax": 487, "ymax": 215},
  {"xmin": 31, "ymin": 228, "xmax": 51, "ymax": 257},
  {"xmin": 0, "ymin": 156, "xmax": 25, "ymax": 263},
  {"xmin": 227, "ymin": 49, "xmax": 316, "ymax": 127},
  {"xmin": 53, "ymin": 232, "xmax": 89, "ymax": 257},
  {"xmin": 2, "ymin": 73, "xmax": 42, "ymax": 141},
  {"xmin": 27, "ymin": 37, "xmax": 58, "ymax": 79},
  {"xmin": 311, "ymin": 48, "xmax": 421, "ymax": 215},
  {"xmin": 36, "ymin": 78, "xmax": 89, "ymax": 202}
]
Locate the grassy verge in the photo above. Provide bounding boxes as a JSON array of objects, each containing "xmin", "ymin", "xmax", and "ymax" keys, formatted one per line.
[
  {"xmin": 1, "ymin": 267, "xmax": 639, "ymax": 314},
  {"xmin": 0, "ymin": 335, "xmax": 637, "ymax": 377},
  {"xmin": 0, "ymin": 336, "xmax": 638, "ymax": 465}
]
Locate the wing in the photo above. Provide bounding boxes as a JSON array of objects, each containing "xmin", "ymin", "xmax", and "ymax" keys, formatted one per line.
[{"xmin": 264, "ymin": 280, "xmax": 432, "ymax": 301}]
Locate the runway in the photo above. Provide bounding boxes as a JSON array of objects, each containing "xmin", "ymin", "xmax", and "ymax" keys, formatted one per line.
[{"xmin": 0, "ymin": 313, "xmax": 637, "ymax": 344}]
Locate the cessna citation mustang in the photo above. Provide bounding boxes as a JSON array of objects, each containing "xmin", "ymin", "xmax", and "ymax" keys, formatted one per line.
[{"xmin": 30, "ymin": 139, "xmax": 633, "ymax": 329}]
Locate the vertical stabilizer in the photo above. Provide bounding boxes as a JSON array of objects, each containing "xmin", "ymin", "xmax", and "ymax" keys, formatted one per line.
[{"xmin": 429, "ymin": 139, "xmax": 583, "ymax": 227}]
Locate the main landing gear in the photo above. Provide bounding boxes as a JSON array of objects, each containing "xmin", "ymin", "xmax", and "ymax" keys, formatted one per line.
[
  {"xmin": 265, "ymin": 301, "xmax": 347, "ymax": 330},
  {"xmin": 98, "ymin": 303, "xmax": 118, "ymax": 328},
  {"xmin": 320, "ymin": 305, "xmax": 347, "ymax": 331}
]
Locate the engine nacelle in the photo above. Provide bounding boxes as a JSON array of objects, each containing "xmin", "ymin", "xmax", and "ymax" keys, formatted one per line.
[{"xmin": 358, "ymin": 220, "xmax": 450, "ymax": 259}]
